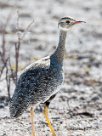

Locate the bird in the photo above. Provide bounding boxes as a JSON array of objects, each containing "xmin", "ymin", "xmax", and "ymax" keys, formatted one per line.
[{"xmin": 10, "ymin": 17, "xmax": 85, "ymax": 136}]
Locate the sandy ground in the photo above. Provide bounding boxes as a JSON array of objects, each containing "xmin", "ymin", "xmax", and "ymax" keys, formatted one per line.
[{"xmin": 0, "ymin": 0, "xmax": 102, "ymax": 136}]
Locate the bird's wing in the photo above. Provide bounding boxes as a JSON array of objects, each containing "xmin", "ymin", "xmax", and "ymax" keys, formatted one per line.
[
  {"xmin": 16, "ymin": 56, "xmax": 50, "ymax": 78},
  {"xmin": 10, "ymin": 56, "xmax": 50, "ymax": 117},
  {"xmin": 18, "ymin": 56, "xmax": 50, "ymax": 75},
  {"xmin": 24, "ymin": 56, "xmax": 50, "ymax": 70}
]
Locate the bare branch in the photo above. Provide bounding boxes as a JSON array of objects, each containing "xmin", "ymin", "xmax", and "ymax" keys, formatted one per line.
[{"xmin": 20, "ymin": 19, "xmax": 34, "ymax": 40}]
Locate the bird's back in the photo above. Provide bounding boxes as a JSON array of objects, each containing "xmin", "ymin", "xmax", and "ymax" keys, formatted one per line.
[{"xmin": 10, "ymin": 56, "xmax": 63, "ymax": 117}]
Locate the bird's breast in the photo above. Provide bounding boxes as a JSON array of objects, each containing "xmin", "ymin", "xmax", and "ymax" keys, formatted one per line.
[{"xmin": 46, "ymin": 68, "xmax": 64, "ymax": 93}]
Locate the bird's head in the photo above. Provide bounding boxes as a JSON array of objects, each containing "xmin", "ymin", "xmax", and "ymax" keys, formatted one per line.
[{"xmin": 58, "ymin": 17, "xmax": 85, "ymax": 31}]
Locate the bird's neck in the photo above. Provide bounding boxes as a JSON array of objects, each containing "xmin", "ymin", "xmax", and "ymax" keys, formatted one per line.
[{"xmin": 50, "ymin": 30, "xmax": 67, "ymax": 68}]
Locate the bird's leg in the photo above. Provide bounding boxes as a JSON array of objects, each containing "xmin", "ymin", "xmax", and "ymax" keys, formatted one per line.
[
  {"xmin": 43, "ymin": 102, "xmax": 56, "ymax": 136},
  {"xmin": 30, "ymin": 107, "xmax": 36, "ymax": 136}
]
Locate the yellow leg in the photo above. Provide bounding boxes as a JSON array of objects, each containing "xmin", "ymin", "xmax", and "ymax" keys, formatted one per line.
[
  {"xmin": 30, "ymin": 107, "xmax": 36, "ymax": 136},
  {"xmin": 43, "ymin": 104, "xmax": 56, "ymax": 136}
]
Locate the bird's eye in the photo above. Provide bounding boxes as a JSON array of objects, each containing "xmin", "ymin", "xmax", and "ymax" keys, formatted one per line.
[{"xmin": 66, "ymin": 20, "xmax": 70, "ymax": 24}]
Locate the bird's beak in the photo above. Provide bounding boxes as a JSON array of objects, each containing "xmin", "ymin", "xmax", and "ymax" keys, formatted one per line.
[{"xmin": 73, "ymin": 20, "xmax": 86, "ymax": 25}]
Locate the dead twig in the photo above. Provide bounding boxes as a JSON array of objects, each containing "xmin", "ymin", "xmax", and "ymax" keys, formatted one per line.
[
  {"xmin": 14, "ymin": 11, "xmax": 34, "ymax": 84},
  {"xmin": 0, "ymin": 11, "xmax": 12, "ymax": 100}
]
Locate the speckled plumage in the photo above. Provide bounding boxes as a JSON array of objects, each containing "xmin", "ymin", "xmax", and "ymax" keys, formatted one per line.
[{"xmin": 10, "ymin": 27, "xmax": 67, "ymax": 118}]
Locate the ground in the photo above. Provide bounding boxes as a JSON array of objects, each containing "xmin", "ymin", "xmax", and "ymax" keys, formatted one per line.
[{"xmin": 0, "ymin": 0, "xmax": 102, "ymax": 136}]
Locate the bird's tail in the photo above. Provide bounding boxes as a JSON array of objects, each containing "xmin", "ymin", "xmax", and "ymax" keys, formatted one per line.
[{"xmin": 9, "ymin": 96, "xmax": 26, "ymax": 118}]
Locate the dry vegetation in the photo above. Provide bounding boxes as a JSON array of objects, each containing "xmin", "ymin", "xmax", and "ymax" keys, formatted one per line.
[{"xmin": 0, "ymin": 12, "xmax": 34, "ymax": 100}]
